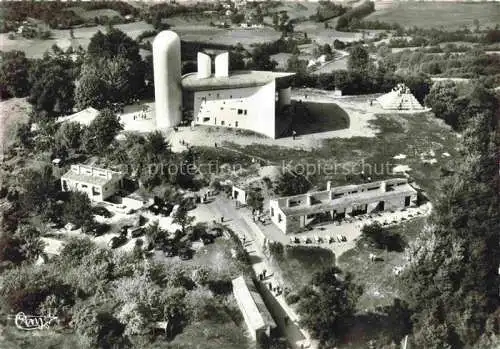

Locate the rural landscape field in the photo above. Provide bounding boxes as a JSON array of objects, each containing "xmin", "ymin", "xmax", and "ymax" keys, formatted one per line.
[{"xmin": 0, "ymin": 1, "xmax": 499, "ymax": 349}]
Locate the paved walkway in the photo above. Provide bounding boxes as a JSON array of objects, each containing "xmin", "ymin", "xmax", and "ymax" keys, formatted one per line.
[{"xmin": 206, "ymin": 197, "xmax": 318, "ymax": 349}]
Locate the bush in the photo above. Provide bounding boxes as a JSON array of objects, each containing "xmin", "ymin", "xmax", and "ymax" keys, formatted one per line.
[
  {"xmin": 361, "ymin": 222, "xmax": 405, "ymax": 252},
  {"xmin": 268, "ymin": 241, "xmax": 284, "ymax": 260},
  {"xmin": 285, "ymin": 292, "xmax": 300, "ymax": 305}
]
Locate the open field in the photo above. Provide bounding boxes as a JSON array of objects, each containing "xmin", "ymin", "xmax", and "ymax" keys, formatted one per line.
[
  {"xmin": 0, "ymin": 98, "xmax": 31, "ymax": 152},
  {"xmin": 0, "ymin": 21, "xmax": 154, "ymax": 58},
  {"xmin": 366, "ymin": 2, "xmax": 500, "ymax": 30},
  {"xmin": 274, "ymin": 246, "xmax": 336, "ymax": 290},
  {"xmin": 332, "ymin": 217, "xmax": 426, "ymax": 348},
  {"xmin": 267, "ymin": 1, "xmax": 320, "ymax": 21},
  {"xmin": 0, "ymin": 14, "xmax": 281, "ymax": 58},
  {"xmin": 294, "ymin": 21, "xmax": 362, "ymax": 44},
  {"xmin": 223, "ymin": 89, "xmax": 459, "ymax": 198}
]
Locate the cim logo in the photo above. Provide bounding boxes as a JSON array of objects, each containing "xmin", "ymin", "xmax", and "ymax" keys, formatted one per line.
[{"xmin": 9, "ymin": 312, "xmax": 58, "ymax": 331}]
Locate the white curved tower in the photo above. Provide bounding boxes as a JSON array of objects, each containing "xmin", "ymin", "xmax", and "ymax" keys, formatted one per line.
[
  {"xmin": 153, "ymin": 30, "xmax": 182, "ymax": 129},
  {"xmin": 215, "ymin": 52, "xmax": 229, "ymax": 77},
  {"xmin": 197, "ymin": 52, "xmax": 211, "ymax": 78}
]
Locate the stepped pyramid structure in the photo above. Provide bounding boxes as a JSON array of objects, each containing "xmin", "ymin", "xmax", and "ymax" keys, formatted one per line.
[{"xmin": 376, "ymin": 83, "xmax": 424, "ymax": 110}]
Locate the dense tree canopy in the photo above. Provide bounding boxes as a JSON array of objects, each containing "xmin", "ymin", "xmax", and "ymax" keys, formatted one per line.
[
  {"xmin": 28, "ymin": 55, "xmax": 76, "ymax": 115},
  {"xmin": 297, "ymin": 267, "xmax": 362, "ymax": 346},
  {"xmin": 402, "ymin": 83, "xmax": 499, "ymax": 348},
  {"xmin": 0, "ymin": 50, "xmax": 30, "ymax": 99},
  {"xmin": 275, "ymin": 171, "xmax": 311, "ymax": 196},
  {"xmin": 82, "ymin": 108, "xmax": 123, "ymax": 154}
]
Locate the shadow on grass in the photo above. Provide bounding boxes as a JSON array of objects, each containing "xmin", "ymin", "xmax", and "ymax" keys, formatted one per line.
[
  {"xmin": 289, "ymin": 101, "xmax": 350, "ymax": 137},
  {"xmin": 341, "ymin": 298, "xmax": 412, "ymax": 347}
]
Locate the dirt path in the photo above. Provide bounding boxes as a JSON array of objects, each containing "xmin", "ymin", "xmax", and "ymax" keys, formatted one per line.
[{"xmin": 207, "ymin": 197, "xmax": 318, "ymax": 349}]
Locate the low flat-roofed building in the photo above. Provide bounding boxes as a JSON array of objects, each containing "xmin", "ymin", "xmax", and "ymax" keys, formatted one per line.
[
  {"xmin": 61, "ymin": 164, "xmax": 124, "ymax": 202},
  {"xmin": 270, "ymin": 178, "xmax": 418, "ymax": 234},
  {"xmin": 56, "ymin": 107, "xmax": 100, "ymax": 126},
  {"xmin": 232, "ymin": 276, "xmax": 277, "ymax": 341}
]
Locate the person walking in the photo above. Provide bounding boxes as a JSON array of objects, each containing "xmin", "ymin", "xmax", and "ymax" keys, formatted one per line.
[{"xmin": 292, "ymin": 130, "xmax": 297, "ymax": 140}]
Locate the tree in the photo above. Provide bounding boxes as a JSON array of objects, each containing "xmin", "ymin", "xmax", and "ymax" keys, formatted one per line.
[
  {"xmin": 72, "ymin": 302, "xmax": 126, "ymax": 348},
  {"xmin": 63, "ymin": 191, "xmax": 94, "ymax": 230},
  {"xmin": 28, "ymin": 56, "xmax": 75, "ymax": 115},
  {"xmin": 144, "ymin": 221, "xmax": 167, "ymax": 247},
  {"xmin": 77, "ymin": 55, "xmax": 145, "ymax": 108},
  {"xmin": 287, "ymin": 54, "xmax": 307, "ymax": 74},
  {"xmin": 172, "ymin": 206, "xmax": 195, "ymax": 235},
  {"xmin": 248, "ymin": 46, "xmax": 278, "ymax": 71},
  {"xmin": 333, "ymin": 39, "xmax": 346, "ymax": 50},
  {"xmin": 361, "ymin": 221, "xmax": 404, "ymax": 251},
  {"xmin": 18, "ymin": 166, "xmax": 57, "ymax": 215},
  {"xmin": 272, "ymin": 13, "xmax": 279, "ymax": 28},
  {"xmin": 0, "ymin": 235, "xmax": 25, "ymax": 265},
  {"xmin": 297, "ymin": 267, "xmax": 362, "ymax": 345},
  {"xmin": 82, "ymin": 108, "xmax": 123, "ymax": 154},
  {"xmin": 230, "ymin": 12, "xmax": 245, "ymax": 25},
  {"xmin": 74, "ymin": 73, "xmax": 109, "ymax": 109},
  {"xmin": 55, "ymin": 121, "xmax": 83, "ymax": 151},
  {"xmin": 275, "ymin": 171, "xmax": 311, "ymax": 196},
  {"xmin": 0, "ymin": 50, "xmax": 30, "ymax": 99},
  {"xmin": 424, "ymin": 81, "xmax": 460, "ymax": 129},
  {"xmin": 347, "ymin": 45, "xmax": 370, "ymax": 73},
  {"xmin": 246, "ymin": 188, "xmax": 264, "ymax": 214},
  {"xmin": 59, "ymin": 237, "xmax": 96, "ymax": 264},
  {"xmin": 87, "ymin": 28, "xmax": 141, "ymax": 62},
  {"xmin": 402, "ymin": 84, "xmax": 499, "ymax": 348},
  {"xmin": 229, "ymin": 51, "xmax": 246, "ymax": 70}
]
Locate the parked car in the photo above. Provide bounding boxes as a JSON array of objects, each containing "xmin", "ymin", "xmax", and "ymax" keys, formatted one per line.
[
  {"xmin": 201, "ymin": 233, "xmax": 215, "ymax": 245},
  {"xmin": 179, "ymin": 247, "xmax": 193, "ymax": 260},
  {"xmin": 108, "ymin": 235, "xmax": 127, "ymax": 249},
  {"xmin": 89, "ymin": 222, "xmax": 110, "ymax": 236},
  {"xmin": 163, "ymin": 245, "xmax": 175, "ymax": 257},
  {"xmin": 92, "ymin": 206, "xmax": 113, "ymax": 218},
  {"xmin": 120, "ymin": 225, "xmax": 133, "ymax": 235},
  {"xmin": 128, "ymin": 226, "xmax": 144, "ymax": 238},
  {"xmin": 210, "ymin": 227, "xmax": 223, "ymax": 237}
]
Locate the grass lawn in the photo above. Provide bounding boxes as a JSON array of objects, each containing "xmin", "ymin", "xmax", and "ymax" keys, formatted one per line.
[
  {"xmin": 0, "ymin": 21, "xmax": 154, "ymax": 58},
  {"xmin": 333, "ymin": 218, "xmax": 426, "ymax": 348},
  {"xmin": 337, "ymin": 217, "xmax": 425, "ymax": 311},
  {"xmin": 273, "ymin": 245, "xmax": 336, "ymax": 290},
  {"xmin": 366, "ymin": 2, "xmax": 500, "ymax": 30},
  {"xmin": 0, "ymin": 327, "xmax": 80, "ymax": 349},
  {"xmin": 0, "ymin": 97, "xmax": 31, "ymax": 151},
  {"xmin": 294, "ymin": 21, "xmax": 362, "ymax": 44},
  {"xmin": 167, "ymin": 319, "xmax": 250, "ymax": 349},
  {"xmin": 228, "ymin": 110, "xmax": 458, "ymax": 200}
]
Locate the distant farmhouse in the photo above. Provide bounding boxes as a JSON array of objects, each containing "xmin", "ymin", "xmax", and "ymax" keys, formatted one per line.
[
  {"xmin": 270, "ymin": 178, "xmax": 418, "ymax": 234},
  {"xmin": 61, "ymin": 164, "xmax": 124, "ymax": 202}
]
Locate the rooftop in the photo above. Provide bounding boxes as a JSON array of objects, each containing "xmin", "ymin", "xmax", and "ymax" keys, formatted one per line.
[
  {"xmin": 56, "ymin": 107, "xmax": 100, "ymax": 126},
  {"xmin": 274, "ymin": 178, "xmax": 418, "ymax": 216},
  {"xmin": 62, "ymin": 164, "xmax": 123, "ymax": 187},
  {"xmin": 232, "ymin": 276, "xmax": 277, "ymax": 331},
  {"xmin": 181, "ymin": 70, "xmax": 295, "ymax": 91}
]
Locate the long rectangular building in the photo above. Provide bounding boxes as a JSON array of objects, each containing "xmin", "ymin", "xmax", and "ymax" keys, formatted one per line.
[
  {"xmin": 232, "ymin": 276, "xmax": 277, "ymax": 341},
  {"xmin": 269, "ymin": 178, "xmax": 418, "ymax": 234}
]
